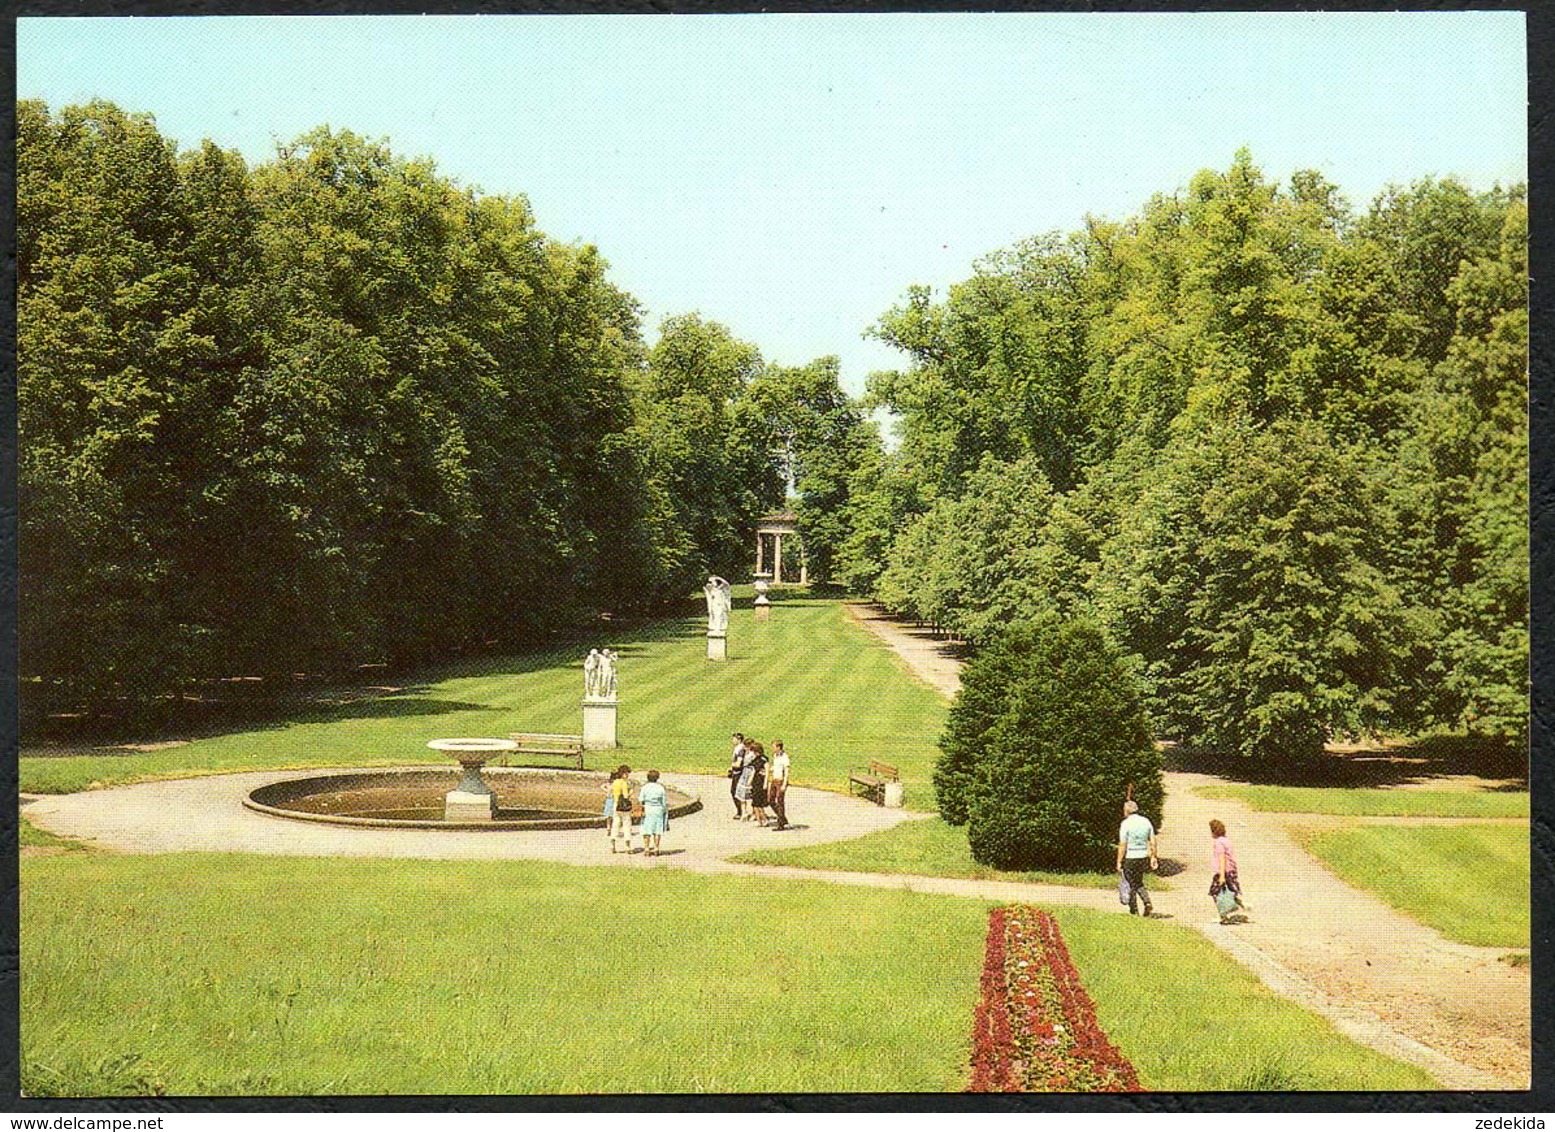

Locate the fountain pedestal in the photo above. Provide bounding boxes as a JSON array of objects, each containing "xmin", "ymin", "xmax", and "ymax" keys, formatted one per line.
[
  {"xmin": 428, "ymin": 738, "xmax": 518, "ymax": 822},
  {"xmin": 753, "ymin": 578, "xmax": 772, "ymax": 622},
  {"xmin": 582, "ymin": 698, "xmax": 618, "ymax": 749}
]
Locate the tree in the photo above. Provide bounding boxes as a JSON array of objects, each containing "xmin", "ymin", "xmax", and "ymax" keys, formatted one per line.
[
  {"xmin": 21, "ymin": 102, "xmax": 665, "ymax": 722},
  {"xmin": 1098, "ymin": 418, "xmax": 1406, "ymax": 762},
  {"xmin": 19, "ymin": 100, "xmax": 263, "ymax": 702},
  {"xmin": 746, "ymin": 356, "xmax": 877, "ymax": 584},
  {"xmin": 937, "ymin": 617, "xmax": 1162, "ymax": 870},
  {"xmin": 631, "ymin": 314, "xmax": 784, "ymax": 602},
  {"xmin": 864, "ymin": 153, "xmax": 1526, "ymax": 768},
  {"xmin": 1381, "ymin": 196, "xmax": 1528, "ymax": 745}
]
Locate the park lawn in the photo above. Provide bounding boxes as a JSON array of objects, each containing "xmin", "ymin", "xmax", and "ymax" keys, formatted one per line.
[
  {"xmin": 22, "ymin": 855, "xmax": 1431, "ymax": 1094},
  {"xmin": 1049, "ymin": 907, "xmax": 1433, "ymax": 1091},
  {"xmin": 18, "ymin": 814, "xmax": 89, "ymax": 852},
  {"xmin": 729, "ymin": 815, "xmax": 1170, "ymax": 890},
  {"xmin": 1293, "ymin": 823, "xmax": 1529, "ymax": 949},
  {"xmin": 1194, "ymin": 783, "xmax": 1528, "ymax": 818},
  {"xmin": 20, "ymin": 595, "xmax": 948, "ymax": 809}
]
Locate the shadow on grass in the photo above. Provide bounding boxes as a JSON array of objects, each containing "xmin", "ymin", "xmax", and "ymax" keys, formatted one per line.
[
  {"xmin": 23, "ymin": 610, "xmax": 716, "ymax": 751},
  {"xmin": 1165, "ymin": 732, "xmax": 1527, "ymax": 789},
  {"xmin": 23, "ymin": 692, "xmax": 501, "ymax": 756}
]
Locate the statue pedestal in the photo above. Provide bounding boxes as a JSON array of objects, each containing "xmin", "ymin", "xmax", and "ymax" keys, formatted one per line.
[
  {"xmin": 444, "ymin": 789, "xmax": 497, "ymax": 822},
  {"xmin": 754, "ymin": 604, "xmax": 770, "ymax": 622},
  {"xmin": 707, "ymin": 633, "xmax": 727, "ymax": 660},
  {"xmin": 582, "ymin": 699, "xmax": 618, "ymax": 749},
  {"xmin": 754, "ymin": 590, "xmax": 771, "ymax": 622}
]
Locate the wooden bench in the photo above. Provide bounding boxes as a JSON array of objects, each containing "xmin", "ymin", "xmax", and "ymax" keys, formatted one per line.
[
  {"xmin": 505, "ymin": 732, "xmax": 586, "ymax": 770},
  {"xmin": 849, "ymin": 759, "xmax": 899, "ymax": 805}
]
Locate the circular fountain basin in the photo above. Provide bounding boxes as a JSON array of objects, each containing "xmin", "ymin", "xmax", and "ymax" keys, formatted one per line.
[{"xmin": 245, "ymin": 767, "xmax": 701, "ymax": 830}]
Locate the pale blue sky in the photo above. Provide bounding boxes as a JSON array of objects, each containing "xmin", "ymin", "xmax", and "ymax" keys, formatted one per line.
[{"xmin": 18, "ymin": 13, "xmax": 1527, "ymax": 394}]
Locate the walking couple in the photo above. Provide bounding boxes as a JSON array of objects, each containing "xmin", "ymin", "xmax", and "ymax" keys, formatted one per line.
[
  {"xmin": 1116, "ymin": 798, "xmax": 1249, "ymax": 924},
  {"xmin": 728, "ymin": 732, "xmax": 790, "ymax": 830}
]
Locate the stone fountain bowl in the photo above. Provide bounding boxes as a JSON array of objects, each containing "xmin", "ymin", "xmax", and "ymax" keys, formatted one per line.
[{"xmin": 245, "ymin": 767, "xmax": 701, "ymax": 830}]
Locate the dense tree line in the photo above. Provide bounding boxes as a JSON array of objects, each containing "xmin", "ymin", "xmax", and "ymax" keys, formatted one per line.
[
  {"xmin": 838, "ymin": 152, "xmax": 1527, "ymax": 760},
  {"xmin": 20, "ymin": 100, "xmax": 829, "ymax": 719}
]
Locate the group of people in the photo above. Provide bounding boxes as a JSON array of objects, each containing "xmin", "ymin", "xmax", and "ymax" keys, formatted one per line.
[
  {"xmin": 601, "ymin": 734, "xmax": 795, "ymax": 855},
  {"xmin": 1116, "ymin": 800, "xmax": 1247, "ymax": 924},
  {"xmin": 727, "ymin": 732, "xmax": 791, "ymax": 830},
  {"xmin": 604, "ymin": 765, "xmax": 671, "ymax": 856}
]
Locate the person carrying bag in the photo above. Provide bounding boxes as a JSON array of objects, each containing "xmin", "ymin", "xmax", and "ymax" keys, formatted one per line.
[{"xmin": 1208, "ymin": 818, "xmax": 1247, "ymax": 924}]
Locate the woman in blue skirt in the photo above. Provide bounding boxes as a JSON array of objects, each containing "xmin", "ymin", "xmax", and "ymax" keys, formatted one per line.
[{"xmin": 639, "ymin": 769, "xmax": 670, "ymax": 856}]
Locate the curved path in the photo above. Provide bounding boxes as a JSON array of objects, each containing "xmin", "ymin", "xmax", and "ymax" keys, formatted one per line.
[
  {"xmin": 21, "ymin": 770, "xmax": 925, "ymax": 866},
  {"xmin": 844, "ymin": 603, "xmax": 1529, "ymax": 1090}
]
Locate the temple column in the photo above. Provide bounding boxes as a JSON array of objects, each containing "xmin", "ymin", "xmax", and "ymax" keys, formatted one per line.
[
  {"xmin": 755, "ymin": 532, "xmax": 764, "ymax": 575},
  {"xmin": 774, "ymin": 534, "xmax": 783, "ymax": 584}
]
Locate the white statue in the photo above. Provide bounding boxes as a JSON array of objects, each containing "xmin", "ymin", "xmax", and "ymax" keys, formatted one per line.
[
  {"xmin": 601, "ymin": 649, "xmax": 618, "ymax": 700},
  {"xmin": 584, "ymin": 649, "xmax": 602, "ymax": 700},
  {"xmin": 704, "ymin": 576, "xmax": 732, "ymax": 636}
]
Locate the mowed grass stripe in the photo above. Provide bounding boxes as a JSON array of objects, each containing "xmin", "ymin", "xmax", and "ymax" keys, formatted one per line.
[
  {"xmin": 20, "ymin": 597, "xmax": 949, "ymax": 800},
  {"xmin": 1196, "ymin": 784, "xmax": 1528, "ymax": 818}
]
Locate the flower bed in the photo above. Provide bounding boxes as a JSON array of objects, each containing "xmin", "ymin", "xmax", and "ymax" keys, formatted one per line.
[{"xmin": 968, "ymin": 905, "xmax": 1141, "ymax": 1092}]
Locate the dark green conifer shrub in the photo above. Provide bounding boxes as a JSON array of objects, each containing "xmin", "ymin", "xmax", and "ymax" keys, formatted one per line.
[{"xmin": 936, "ymin": 616, "xmax": 1163, "ymax": 870}]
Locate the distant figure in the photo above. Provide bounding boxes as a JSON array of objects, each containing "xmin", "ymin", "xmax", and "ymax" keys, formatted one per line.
[
  {"xmin": 639, "ymin": 769, "xmax": 669, "ymax": 856},
  {"xmin": 602, "ymin": 766, "xmax": 618, "ymax": 844},
  {"xmin": 768, "ymin": 740, "xmax": 791, "ymax": 830},
  {"xmin": 735, "ymin": 740, "xmax": 760, "ymax": 820},
  {"xmin": 1209, "ymin": 819, "xmax": 1246, "ymax": 924},
  {"xmin": 705, "ymin": 576, "xmax": 732, "ymax": 635},
  {"xmin": 728, "ymin": 732, "xmax": 747, "ymax": 819},
  {"xmin": 1116, "ymin": 799, "xmax": 1158, "ymax": 917},
  {"xmin": 609, "ymin": 764, "xmax": 635, "ymax": 854},
  {"xmin": 747, "ymin": 742, "xmax": 771, "ymax": 826}
]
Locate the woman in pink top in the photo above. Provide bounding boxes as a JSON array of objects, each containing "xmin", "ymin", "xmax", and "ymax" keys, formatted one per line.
[{"xmin": 1209, "ymin": 819, "xmax": 1246, "ymax": 924}]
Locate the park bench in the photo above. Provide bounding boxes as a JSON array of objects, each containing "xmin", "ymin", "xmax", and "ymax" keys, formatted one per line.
[
  {"xmin": 504, "ymin": 732, "xmax": 586, "ymax": 770},
  {"xmin": 849, "ymin": 759, "xmax": 899, "ymax": 805}
]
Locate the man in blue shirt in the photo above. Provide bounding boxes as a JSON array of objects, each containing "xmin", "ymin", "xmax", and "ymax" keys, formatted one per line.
[{"xmin": 1116, "ymin": 799, "xmax": 1158, "ymax": 916}]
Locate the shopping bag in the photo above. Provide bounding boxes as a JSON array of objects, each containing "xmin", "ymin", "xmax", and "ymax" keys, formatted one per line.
[
  {"xmin": 1215, "ymin": 887, "xmax": 1238, "ymax": 917},
  {"xmin": 1118, "ymin": 872, "xmax": 1131, "ymax": 905}
]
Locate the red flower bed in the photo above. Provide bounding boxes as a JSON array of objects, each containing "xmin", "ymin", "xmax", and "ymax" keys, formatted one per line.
[{"xmin": 967, "ymin": 904, "xmax": 1141, "ymax": 1092}]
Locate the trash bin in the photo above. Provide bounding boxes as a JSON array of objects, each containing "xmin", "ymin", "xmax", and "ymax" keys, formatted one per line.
[{"xmin": 882, "ymin": 780, "xmax": 905, "ymax": 809}]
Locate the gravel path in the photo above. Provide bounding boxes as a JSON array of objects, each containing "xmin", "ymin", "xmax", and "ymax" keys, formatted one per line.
[
  {"xmin": 842, "ymin": 602, "xmax": 1529, "ymax": 1090},
  {"xmin": 21, "ymin": 770, "xmax": 926, "ymax": 866}
]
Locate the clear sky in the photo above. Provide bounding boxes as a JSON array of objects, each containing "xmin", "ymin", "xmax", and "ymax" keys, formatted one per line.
[{"xmin": 18, "ymin": 13, "xmax": 1527, "ymax": 395}]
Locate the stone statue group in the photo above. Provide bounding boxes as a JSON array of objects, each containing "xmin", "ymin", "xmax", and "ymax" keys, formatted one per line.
[{"xmin": 583, "ymin": 648, "xmax": 619, "ymax": 701}]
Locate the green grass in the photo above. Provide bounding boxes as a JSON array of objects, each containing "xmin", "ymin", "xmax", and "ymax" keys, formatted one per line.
[
  {"xmin": 19, "ymin": 814, "xmax": 89, "ymax": 852},
  {"xmin": 1501, "ymin": 952, "xmax": 1530, "ymax": 967},
  {"xmin": 1049, "ymin": 906, "xmax": 1434, "ymax": 1090},
  {"xmin": 730, "ymin": 815, "xmax": 1170, "ymax": 890},
  {"xmin": 20, "ymin": 854, "xmax": 1431, "ymax": 1094},
  {"xmin": 1294, "ymin": 823, "xmax": 1529, "ymax": 948},
  {"xmin": 21, "ymin": 854, "xmax": 983, "ymax": 1095},
  {"xmin": 1194, "ymin": 783, "xmax": 1528, "ymax": 818},
  {"xmin": 21, "ymin": 596, "xmax": 950, "ymax": 808}
]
